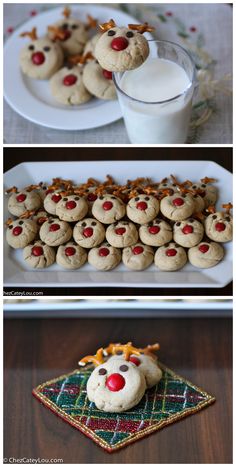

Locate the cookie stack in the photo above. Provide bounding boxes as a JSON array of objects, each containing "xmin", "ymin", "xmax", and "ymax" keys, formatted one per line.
[{"xmin": 5, "ymin": 175, "xmax": 233, "ymax": 272}]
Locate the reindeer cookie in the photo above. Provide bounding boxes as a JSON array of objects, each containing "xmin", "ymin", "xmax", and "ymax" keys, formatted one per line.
[
  {"xmin": 48, "ymin": 7, "xmax": 88, "ymax": 56},
  {"xmin": 23, "ymin": 240, "xmax": 55, "ymax": 268},
  {"xmin": 56, "ymin": 242, "xmax": 87, "ymax": 269},
  {"xmin": 8, "ymin": 189, "xmax": 42, "ymax": 217},
  {"xmin": 122, "ymin": 243, "xmax": 154, "ymax": 270},
  {"xmin": 6, "ymin": 219, "xmax": 38, "ymax": 249},
  {"xmin": 204, "ymin": 204, "xmax": 233, "ymax": 243},
  {"xmin": 55, "ymin": 195, "xmax": 88, "ymax": 221},
  {"xmin": 92, "ymin": 195, "xmax": 126, "ymax": 224},
  {"xmin": 83, "ymin": 61, "xmax": 117, "ymax": 100},
  {"xmin": 95, "ymin": 20, "xmax": 154, "ymax": 72},
  {"xmin": 188, "ymin": 177, "xmax": 218, "ymax": 208},
  {"xmin": 88, "ymin": 242, "xmax": 121, "ymax": 270},
  {"xmin": 19, "ymin": 28, "xmax": 64, "ymax": 80},
  {"xmin": 73, "ymin": 218, "xmax": 105, "ymax": 248},
  {"xmin": 79, "ymin": 342, "xmax": 162, "ymax": 413},
  {"xmin": 39, "ymin": 218, "xmax": 72, "ymax": 246},
  {"xmin": 43, "ymin": 191, "xmax": 63, "ymax": 215},
  {"xmin": 173, "ymin": 218, "xmax": 204, "ymax": 248},
  {"xmin": 127, "ymin": 194, "xmax": 159, "ymax": 225},
  {"xmin": 188, "ymin": 241, "xmax": 224, "ymax": 268},
  {"xmin": 139, "ymin": 218, "xmax": 172, "ymax": 247},
  {"xmin": 106, "ymin": 221, "xmax": 138, "ymax": 247},
  {"xmin": 154, "ymin": 242, "xmax": 187, "ymax": 271},
  {"xmin": 50, "ymin": 64, "xmax": 92, "ymax": 106},
  {"xmin": 160, "ymin": 193, "xmax": 195, "ymax": 221}
]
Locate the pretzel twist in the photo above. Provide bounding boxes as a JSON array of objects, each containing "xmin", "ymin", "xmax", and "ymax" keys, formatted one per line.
[
  {"xmin": 5, "ymin": 186, "xmax": 18, "ymax": 194},
  {"xmin": 62, "ymin": 7, "xmax": 71, "ymax": 19},
  {"xmin": 48, "ymin": 25, "xmax": 69, "ymax": 41},
  {"xmin": 99, "ymin": 19, "xmax": 116, "ymax": 32},
  {"xmin": 222, "ymin": 202, "xmax": 233, "ymax": 214},
  {"xmin": 20, "ymin": 27, "xmax": 38, "ymax": 40},
  {"xmin": 128, "ymin": 22, "xmax": 155, "ymax": 33},
  {"xmin": 200, "ymin": 177, "xmax": 217, "ymax": 184},
  {"xmin": 87, "ymin": 14, "xmax": 98, "ymax": 29},
  {"xmin": 78, "ymin": 348, "xmax": 104, "ymax": 367}
]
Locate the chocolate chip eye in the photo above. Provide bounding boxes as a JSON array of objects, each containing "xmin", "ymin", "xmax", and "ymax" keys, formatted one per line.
[
  {"xmin": 63, "ymin": 197, "xmax": 68, "ymax": 201},
  {"xmin": 111, "ymin": 196, "xmax": 116, "ymax": 199},
  {"xmin": 192, "ymin": 185, "xmax": 197, "ymax": 189},
  {"xmin": 189, "ymin": 218, "xmax": 194, "ymax": 223},
  {"xmin": 48, "ymin": 220, "xmax": 53, "ymax": 224},
  {"xmin": 126, "ymin": 31, "xmax": 133, "ymax": 38},
  {"xmin": 99, "ymin": 196, "xmax": 104, "ymax": 200},
  {"xmin": 182, "ymin": 194, "xmax": 186, "ymax": 198},
  {"xmin": 225, "ymin": 216, "xmax": 231, "ymax": 222},
  {"xmin": 201, "ymin": 184, "xmax": 206, "ymax": 188},
  {"xmin": 91, "ymin": 221, "xmax": 96, "ymax": 226},
  {"xmin": 62, "ymin": 23, "xmax": 68, "ymax": 29},
  {"xmin": 28, "ymin": 44, "xmax": 34, "ymax": 51},
  {"xmin": 42, "ymin": 186, "xmax": 47, "ymax": 190},
  {"xmin": 162, "ymin": 183, "xmax": 167, "ymax": 187},
  {"xmin": 8, "ymin": 225, "xmax": 13, "ymax": 229},
  {"xmin": 212, "ymin": 215, "xmax": 217, "ymax": 219},
  {"xmin": 135, "ymin": 197, "xmax": 139, "ymax": 201},
  {"xmin": 81, "ymin": 222, "xmax": 86, "ymax": 227},
  {"xmin": 156, "ymin": 220, "xmax": 161, "ymax": 224},
  {"xmin": 71, "ymin": 24, "xmax": 78, "ymax": 29},
  {"xmin": 119, "ymin": 365, "xmax": 129, "ymax": 372},
  {"xmin": 193, "ymin": 194, "xmax": 198, "ymax": 198},
  {"xmin": 75, "ymin": 197, "xmax": 80, "ymax": 201},
  {"xmin": 43, "ymin": 46, "xmax": 50, "ymax": 52},
  {"xmin": 176, "ymin": 222, "xmax": 181, "ymax": 226},
  {"xmin": 98, "ymin": 368, "xmax": 107, "ymax": 375},
  {"xmin": 145, "ymin": 197, "xmax": 150, "ymax": 201},
  {"xmin": 85, "ymin": 189, "xmax": 89, "ymax": 193},
  {"xmin": 108, "ymin": 30, "xmax": 116, "ymax": 36},
  {"xmin": 19, "ymin": 221, "xmax": 24, "ymax": 225},
  {"xmin": 175, "ymin": 244, "xmax": 179, "ymax": 248},
  {"xmin": 164, "ymin": 243, "xmax": 170, "ymax": 247},
  {"xmin": 122, "ymin": 222, "xmax": 128, "ymax": 225}
]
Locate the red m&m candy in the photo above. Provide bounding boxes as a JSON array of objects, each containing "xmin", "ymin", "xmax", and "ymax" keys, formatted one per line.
[
  {"xmin": 52, "ymin": 194, "xmax": 61, "ymax": 203},
  {"xmin": 166, "ymin": 248, "xmax": 177, "ymax": 257},
  {"xmin": 32, "ymin": 52, "xmax": 45, "ymax": 65},
  {"xmin": 129, "ymin": 356, "xmax": 141, "ymax": 366},
  {"xmin": 65, "ymin": 247, "xmax": 76, "ymax": 256},
  {"xmin": 133, "ymin": 246, "xmax": 144, "ymax": 255},
  {"xmin": 16, "ymin": 193, "xmax": 26, "ymax": 203},
  {"xmin": 137, "ymin": 201, "xmax": 147, "ymax": 211},
  {"xmin": 199, "ymin": 244, "xmax": 209, "ymax": 253},
  {"xmin": 182, "ymin": 225, "xmax": 193, "ymax": 234},
  {"xmin": 111, "ymin": 37, "xmax": 128, "ymax": 51},
  {"xmin": 13, "ymin": 226, "xmax": 22, "ymax": 236},
  {"xmin": 99, "ymin": 247, "xmax": 109, "ymax": 257},
  {"xmin": 49, "ymin": 223, "xmax": 60, "ymax": 232},
  {"xmin": 115, "ymin": 227, "xmax": 126, "ymax": 235},
  {"xmin": 66, "ymin": 200, "xmax": 76, "ymax": 210},
  {"xmin": 103, "ymin": 201, "xmax": 113, "ymax": 211},
  {"xmin": 106, "ymin": 373, "xmax": 125, "ymax": 391},
  {"xmin": 83, "ymin": 227, "xmax": 93, "ymax": 238},
  {"xmin": 63, "ymin": 74, "xmax": 77, "ymax": 86},
  {"xmin": 32, "ymin": 246, "xmax": 43, "ymax": 256},
  {"xmin": 173, "ymin": 197, "xmax": 184, "ymax": 207},
  {"xmin": 102, "ymin": 69, "xmax": 112, "ymax": 80},
  {"xmin": 149, "ymin": 226, "xmax": 160, "ymax": 235},
  {"xmin": 215, "ymin": 222, "xmax": 226, "ymax": 232}
]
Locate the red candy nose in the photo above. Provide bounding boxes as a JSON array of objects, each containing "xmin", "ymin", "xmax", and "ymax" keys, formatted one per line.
[
  {"xmin": 13, "ymin": 226, "xmax": 22, "ymax": 236},
  {"xmin": 66, "ymin": 200, "xmax": 76, "ymax": 210},
  {"xmin": 173, "ymin": 197, "xmax": 184, "ymax": 207},
  {"xmin": 133, "ymin": 246, "xmax": 144, "ymax": 255},
  {"xmin": 166, "ymin": 248, "xmax": 177, "ymax": 257},
  {"xmin": 65, "ymin": 247, "xmax": 76, "ymax": 256},
  {"xmin": 49, "ymin": 223, "xmax": 60, "ymax": 232},
  {"xmin": 87, "ymin": 193, "xmax": 97, "ymax": 202},
  {"xmin": 102, "ymin": 69, "xmax": 113, "ymax": 80},
  {"xmin": 215, "ymin": 222, "xmax": 226, "ymax": 232},
  {"xmin": 199, "ymin": 244, "xmax": 209, "ymax": 253},
  {"xmin": 149, "ymin": 225, "xmax": 160, "ymax": 234},
  {"xmin": 32, "ymin": 51, "xmax": 45, "ymax": 65},
  {"xmin": 63, "ymin": 74, "xmax": 78, "ymax": 86},
  {"xmin": 99, "ymin": 247, "xmax": 110, "ymax": 257},
  {"xmin": 182, "ymin": 225, "xmax": 193, "ymax": 234},
  {"xmin": 106, "ymin": 373, "xmax": 125, "ymax": 392},
  {"xmin": 103, "ymin": 201, "xmax": 113, "ymax": 210},
  {"xmin": 137, "ymin": 201, "xmax": 147, "ymax": 211},
  {"xmin": 83, "ymin": 227, "xmax": 93, "ymax": 237},
  {"xmin": 32, "ymin": 246, "xmax": 43, "ymax": 256},
  {"xmin": 129, "ymin": 356, "xmax": 141, "ymax": 366},
  {"xmin": 111, "ymin": 36, "xmax": 129, "ymax": 51},
  {"xmin": 16, "ymin": 193, "xmax": 26, "ymax": 203},
  {"xmin": 61, "ymin": 30, "xmax": 71, "ymax": 41},
  {"xmin": 115, "ymin": 227, "xmax": 126, "ymax": 235},
  {"xmin": 52, "ymin": 194, "xmax": 61, "ymax": 203}
]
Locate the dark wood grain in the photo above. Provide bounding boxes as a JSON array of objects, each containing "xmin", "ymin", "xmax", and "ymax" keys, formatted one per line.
[
  {"xmin": 3, "ymin": 147, "xmax": 233, "ymax": 296},
  {"xmin": 4, "ymin": 315, "xmax": 232, "ymax": 463}
]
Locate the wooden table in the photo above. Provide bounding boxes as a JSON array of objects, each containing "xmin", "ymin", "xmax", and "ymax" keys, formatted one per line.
[
  {"xmin": 3, "ymin": 146, "xmax": 232, "ymax": 296},
  {"xmin": 4, "ymin": 315, "xmax": 232, "ymax": 463}
]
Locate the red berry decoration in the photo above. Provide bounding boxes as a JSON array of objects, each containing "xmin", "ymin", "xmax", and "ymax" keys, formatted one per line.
[
  {"xmin": 115, "ymin": 227, "xmax": 126, "ymax": 235},
  {"xmin": 137, "ymin": 201, "xmax": 147, "ymax": 211},
  {"xmin": 32, "ymin": 246, "xmax": 43, "ymax": 256},
  {"xmin": 16, "ymin": 193, "xmax": 26, "ymax": 203},
  {"xmin": 52, "ymin": 194, "xmax": 61, "ymax": 203},
  {"xmin": 129, "ymin": 356, "xmax": 141, "ymax": 366},
  {"xmin": 149, "ymin": 225, "xmax": 160, "ymax": 235},
  {"xmin": 65, "ymin": 247, "xmax": 76, "ymax": 256},
  {"xmin": 106, "ymin": 373, "xmax": 126, "ymax": 392},
  {"xmin": 99, "ymin": 247, "xmax": 110, "ymax": 257},
  {"xmin": 66, "ymin": 200, "xmax": 76, "ymax": 210},
  {"xmin": 12, "ymin": 226, "xmax": 22, "ymax": 236},
  {"xmin": 166, "ymin": 248, "xmax": 177, "ymax": 257},
  {"xmin": 182, "ymin": 225, "xmax": 193, "ymax": 234},
  {"xmin": 199, "ymin": 244, "xmax": 209, "ymax": 253},
  {"xmin": 111, "ymin": 36, "xmax": 129, "ymax": 51},
  {"xmin": 83, "ymin": 227, "xmax": 93, "ymax": 238},
  {"xmin": 87, "ymin": 193, "xmax": 97, "ymax": 202},
  {"xmin": 32, "ymin": 52, "xmax": 45, "ymax": 65},
  {"xmin": 102, "ymin": 69, "xmax": 113, "ymax": 80},
  {"xmin": 49, "ymin": 223, "xmax": 60, "ymax": 232},
  {"xmin": 133, "ymin": 246, "xmax": 144, "ymax": 255},
  {"xmin": 190, "ymin": 26, "xmax": 197, "ymax": 32},
  {"xmin": 173, "ymin": 197, "xmax": 184, "ymax": 207},
  {"xmin": 103, "ymin": 201, "xmax": 113, "ymax": 211},
  {"xmin": 215, "ymin": 222, "xmax": 226, "ymax": 232},
  {"xmin": 63, "ymin": 74, "xmax": 78, "ymax": 86}
]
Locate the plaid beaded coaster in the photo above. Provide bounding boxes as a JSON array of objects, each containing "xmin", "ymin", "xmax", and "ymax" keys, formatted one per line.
[{"xmin": 32, "ymin": 363, "xmax": 215, "ymax": 452}]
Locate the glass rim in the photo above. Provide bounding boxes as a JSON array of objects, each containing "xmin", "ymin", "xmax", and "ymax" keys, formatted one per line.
[{"xmin": 113, "ymin": 39, "xmax": 196, "ymax": 105}]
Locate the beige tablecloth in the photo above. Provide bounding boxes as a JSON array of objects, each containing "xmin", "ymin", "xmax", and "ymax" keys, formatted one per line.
[{"xmin": 3, "ymin": 3, "xmax": 232, "ymax": 144}]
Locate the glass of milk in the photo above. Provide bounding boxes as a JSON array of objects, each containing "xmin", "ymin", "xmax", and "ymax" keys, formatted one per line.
[{"xmin": 113, "ymin": 40, "xmax": 197, "ymax": 144}]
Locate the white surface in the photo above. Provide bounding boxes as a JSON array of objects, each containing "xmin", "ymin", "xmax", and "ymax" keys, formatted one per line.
[
  {"xmin": 4, "ymin": 160, "xmax": 232, "ymax": 288},
  {"xmin": 3, "ymin": 5, "xmax": 147, "ymax": 131}
]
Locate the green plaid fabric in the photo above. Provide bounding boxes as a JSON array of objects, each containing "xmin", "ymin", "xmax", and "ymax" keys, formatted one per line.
[{"xmin": 33, "ymin": 364, "xmax": 215, "ymax": 452}]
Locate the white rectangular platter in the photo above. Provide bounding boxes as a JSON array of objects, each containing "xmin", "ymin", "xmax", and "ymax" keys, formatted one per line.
[{"xmin": 4, "ymin": 160, "xmax": 232, "ymax": 288}]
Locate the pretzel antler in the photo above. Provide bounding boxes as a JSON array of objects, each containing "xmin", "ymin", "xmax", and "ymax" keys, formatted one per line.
[
  {"xmin": 79, "ymin": 348, "xmax": 104, "ymax": 367},
  {"xmin": 110, "ymin": 342, "xmax": 142, "ymax": 361},
  {"xmin": 5, "ymin": 186, "xmax": 18, "ymax": 194},
  {"xmin": 200, "ymin": 177, "xmax": 217, "ymax": 184},
  {"xmin": 62, "ymin": 6, "xmax": 71, "ymax": 18},
  {"xmin": 20, "ymin": 27, "xmax": 38, "ymax": 41},
  {"xmin": 128, "ymin": 22, "xmax": 155, "ymax": 33},
  {"xmin": 140, "ymin": 343, "xmax": 160, "ymax": 355},
  {"xmin": 19, "ymin": 210, "xmax": 36, "ymax": 219},
  {"xmin": 87, "ymin": 14, "xmax": 98, "ymax": 29},
  {"xmin": 103, "ymin": 342, "xmax": 121, "ymax": 356},
  {"xmin": 48, "ymin": 25, "xmax": 69, "ymax": 41},
  {"xmin": 68, "ymin": 52, "xmax": 94, "ymax": 65},
  {"xmin": 5, "ymin": 218, "xmax": 13, "ymax": 227},
  {"xmin": 99, "ymin": 19, "xmax": 116, "ymax": 32},
  {"xmin": 222, "ymin": 202, "xmax": 233, "ymax": 214},
  {"xmin": 206, "ymin": 205, "xmax": 216, "ymax": 214}
]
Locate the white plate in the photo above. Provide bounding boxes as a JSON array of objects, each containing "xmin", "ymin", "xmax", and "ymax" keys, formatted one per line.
[
  {"xmin": 4, "ymin": 5, "xmax": 149, "ymax": 130},
  {"xmin": 4, "ymin": 160, "xmax": 232, "ymax": 289}
]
